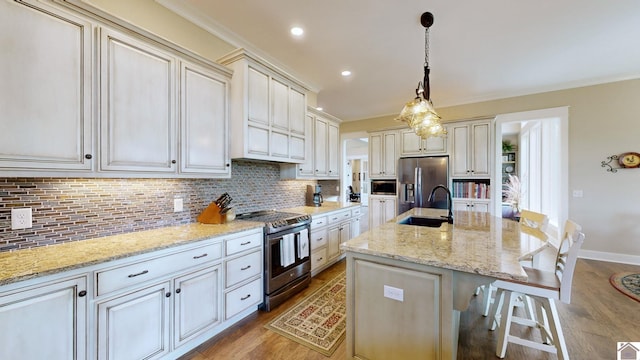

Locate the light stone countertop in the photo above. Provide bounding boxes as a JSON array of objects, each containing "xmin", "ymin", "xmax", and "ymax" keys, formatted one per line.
[
  {"xmin": 341, "ymin": 208, "xmax": 548, "ymax": 282},
  {"xmin": 0, "ymin": 221, "xmax": 264, "ymax": 286},
  {"xmin": 282, "ymin": 201, "xmax": 361, "ymax": 216}
]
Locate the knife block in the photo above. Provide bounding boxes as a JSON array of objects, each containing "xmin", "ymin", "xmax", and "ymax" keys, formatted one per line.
[{"xmin": 197, "ymin": 202, "xmax": 226, "ymax": 224}]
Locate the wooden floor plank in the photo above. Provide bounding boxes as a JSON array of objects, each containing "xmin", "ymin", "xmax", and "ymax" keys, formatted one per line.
[{"xmin": 179, "ymin": 257, "xmax": 640, "ymax": 360}]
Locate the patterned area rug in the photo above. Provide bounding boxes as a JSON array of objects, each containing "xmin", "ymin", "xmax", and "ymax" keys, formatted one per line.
[
  {"xmin": 609, "ymin": 272, "xmax": 640, "ymax": 303},
  {"xmin": 265, "ymin": 272, "xmax": 346, "ymax": 356}
]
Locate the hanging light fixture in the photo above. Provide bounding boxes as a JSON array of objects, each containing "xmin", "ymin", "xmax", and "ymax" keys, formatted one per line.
[{"xmin": 395, "ymin": 12, "xmax": 447, "ymax": 139}]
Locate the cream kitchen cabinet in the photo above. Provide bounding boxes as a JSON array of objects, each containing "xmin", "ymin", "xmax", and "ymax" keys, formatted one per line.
[
  {"xmin": 280, "ymin": 107, "xmax": 342, "ymax": 179},
  {"xmin": 369, "ymin": 130, "xmax": 398, "ymax": 178},
  {"xmin": 351, "ymin": 207, "xmax": 362, "ymax": 239},
  {"xmin": 450, "ymin": 120, "xmax": 492, "ymax": 178},
  {"xmin": 0, "ymin": 0, "xmax": 93, "ymax": 174},
  {"xmin": 0, "ymin": 275, "xmax": 88, "ymax": 360},
  {"xmin": 310, "ymin": 206, "xmax": 359, "ymax": 276},
  {"xmin": 219, "ymin": 49, "xmax": 309, "ymax": 163},
  {"xmin": 452, "ymin": 199, "xmax": 490, "ymax": 213},
  {"xmin": 369, "ymin": 195, "xmax": 397, "ymax": 228},
  {"xmin": 399, "ymin": 128, "xmax": 447, "ymax": 156}
]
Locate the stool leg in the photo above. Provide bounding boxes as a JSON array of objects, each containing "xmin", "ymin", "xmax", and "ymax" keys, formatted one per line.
[
  {"xmin": 541, "ymin": 298, "xmax": 569, "ymax": 360},
  {"xmin": 496, "ymin": 291, "xmax": 517, "ymax": 358},
  {"xmin": 489, "ymin": 288, "xmax": 505, "ymax": 331}
]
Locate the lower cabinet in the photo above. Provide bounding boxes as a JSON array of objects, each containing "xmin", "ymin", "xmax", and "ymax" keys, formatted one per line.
[
  {"xmin": 97, "ymin": 281, "xmax": 172, "ymax": 360},
  {"xmin": 452, "ymin": 199, "xmax": 490, "ymax": 213},
  {"xmin": 310, "ymin": 206, "xmax": 360, "ymax": 276},
  {"xmin": 369, "ymin": 195, "xmax": 397, "ymax": 228},
  {"xmin": 0, "ymin": 276, "xmax": 88, "ymax": 360}
]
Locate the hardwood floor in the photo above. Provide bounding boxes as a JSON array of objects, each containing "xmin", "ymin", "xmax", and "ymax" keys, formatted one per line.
[{"xmin": 180, "ymin": 257, "xmax": 640, "ymax": 360}]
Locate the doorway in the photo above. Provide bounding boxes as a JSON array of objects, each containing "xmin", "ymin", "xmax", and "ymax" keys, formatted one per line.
[{"xmin": 493, "ymin": 107, "xmax": 569, "ymax": 242}]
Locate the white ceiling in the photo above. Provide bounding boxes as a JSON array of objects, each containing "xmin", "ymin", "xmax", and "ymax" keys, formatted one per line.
[{"xmin": 159, "ymin": 0, "xmax": 640, "ymax": 121}]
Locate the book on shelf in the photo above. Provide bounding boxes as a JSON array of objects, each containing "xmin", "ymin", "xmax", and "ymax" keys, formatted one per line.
[{"xmin": 452, "ymin": 181, "xmax": 490, "ymax": 199}]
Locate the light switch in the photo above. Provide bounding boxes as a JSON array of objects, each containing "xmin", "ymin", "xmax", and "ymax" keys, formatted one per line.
[
  {"xmin": 572, "ymin": 190, "xmax": 583, "ymax": 198},
  {"xmin": 174, "ymin": 198, "xmax": 184, "ymax": 212},
  {"xmin": 383, "ymin": 285, "xmax": 404, "ymax": 302}
]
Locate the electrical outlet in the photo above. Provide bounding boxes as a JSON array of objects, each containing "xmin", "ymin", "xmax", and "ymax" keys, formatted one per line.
[
  {"xmin": 572, "ymin": 190, "xmax": 583, "ymax": 198},
  {"xmin": 11, "ymin": 208, "xmax": 33, "ymax": 230},
  {"xmin": 174, "ymin": 198, "xmax": 184, "ymax": 212},
  {"xmin": 383, "ymin": 285, "xmax": 404, "ymax": 302}
]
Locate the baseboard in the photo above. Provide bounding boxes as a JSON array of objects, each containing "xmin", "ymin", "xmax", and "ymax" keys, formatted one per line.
[{"xmin": 579, "ymin": 249, "xmax": 640, "ymax": 266}]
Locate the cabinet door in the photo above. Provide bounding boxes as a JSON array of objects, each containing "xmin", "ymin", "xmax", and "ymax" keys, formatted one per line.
[
  {"xmin": 97, "ymin": 282, "xmax": 171, "ymax": 360},
  {"xmin": 247, "ymin": 66, "xmax": 269, "ymax": 126},
  {"xmin": 297, "ymin": 114, "xmax": 315, "ymax": 176},
  {"xmin": 328, "ymin": 121, "xmax": 340, "ymax": 177},
  {"xmin": 0, "ymin": 0, "xmax": 93, "ymax": 171},
  {"xmin": 368, "ymin": 133, "xmax": 383, "ymax": 178},
  {"xmin": 314, "ymin": 117, "xmax": 328, "ymax": 176},
  {"xmin": 100, "ymin": 27, "xmax": 176, "ymax": 173},
  {"xmin": 327, "ymin": 226, "xmax": 340, "ymax": 259},
  {"xmin": 289, "ymin": 88, "xmax": 306, "ymax": 136},
  {"xmin": 383, "ymin": 197, "xmax": 397, "ymax": 222},
  {"xmin": 0, "ymin": 276, "xmax": 87, "ymax": 360},
  {"xmin": 424, "ymin": 135, "xmax": 447, "ymax": 154},
  {"xmin": 400, "ymin": 129, "xmax": 423, "ymax": 156},
  {"xmin": 338, "ymin": 222, "xmax": 351, "ymax": 256},
  {"xmin": 351, "ymin": 216, "xmax": 361, "ymax": 238},
  {"xmin": 180, "ymin": 61, "xmax": 230, "ymax": 176},
  {"xmin": 383, "ymin": 132, "xmax": 397, "ymax": 177},
  {"xmin": 271, "ymin": 78, "xmax": 289, "ymax": 131},
  {"xmin": 471, "ymin": 122, "xmax": 491, "ymax": 176},
  {"xmin": 173, "ymin": 265, "xmax": 221, "ymax": 347},
  {"xmin": 451, "ymin": 124, "xmax": 470, "ymax": 177}
]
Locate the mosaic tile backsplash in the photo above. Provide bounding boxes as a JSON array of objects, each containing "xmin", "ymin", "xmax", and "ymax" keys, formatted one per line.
[{"xmin": 0, "ymin": 160, "xmax": 315, "ymax": 252}]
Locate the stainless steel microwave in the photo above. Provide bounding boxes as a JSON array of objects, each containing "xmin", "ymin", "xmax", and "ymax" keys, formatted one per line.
[{"xmin": 371, "ymin": 180, "xmax": 397, "ymax": 195}]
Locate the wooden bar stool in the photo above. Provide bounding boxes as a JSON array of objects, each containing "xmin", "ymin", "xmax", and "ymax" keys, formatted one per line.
[{"xmin": 489, "ymin": 220, "xmax": 585, "ymax": 359}]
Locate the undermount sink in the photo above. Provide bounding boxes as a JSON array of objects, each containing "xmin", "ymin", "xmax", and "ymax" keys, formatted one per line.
[{"xmin": 397, "ymin": 216, "xmax": 450, "ymax": 227}]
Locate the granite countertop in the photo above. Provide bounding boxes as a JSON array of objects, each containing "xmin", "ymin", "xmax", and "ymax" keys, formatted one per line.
[
  {"xmin": 283, "ymin": 201, "xmax": 360, "ymax": 216},
  {"xmin": 340, "ymin": 208, "xmax": 548, "ymax": 282},
  {"xmin": 0, "ymin": 221, "xmax": 264, "ymax": 286}
]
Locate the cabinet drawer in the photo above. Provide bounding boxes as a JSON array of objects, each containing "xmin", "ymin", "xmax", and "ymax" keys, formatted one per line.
[
  {"xmin": 311, "ymin": 215, "xmax": 328, "ymax": 229},
  {"xmin": 311, "ymin": 248, "xmax": 327, "ymax": 270},
  {"xmin": 225, "ymin": 278, "xmax": 262, "ymax": 320},
  {"xmin": 225, "ymin": 231, "xmax": 262, "ymax": 256},
  {"xmin": 351, "ymin": 207, "xmax": 362, "ymax": 217},
  {"xmin": 225, "ymin": 250, "xmax": 262, "ymax": 288},
  {"xmin": 310, "ymin": 227, "xmax": 328, "ymax": 250},
  {"xmin": 328, "ymin": 210, "xmax": 350, "ymax": 225},
  {"xmin": 97, "ymin": 243, "xmax": 221, "ymax": 296}
]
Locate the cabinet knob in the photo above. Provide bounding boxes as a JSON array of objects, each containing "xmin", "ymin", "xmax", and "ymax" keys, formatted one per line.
[
  {"xmin": 78, "ymin": 290, "xmax": 87, "ymax": 297},
  {"xmin": 175, "ymin": 288, "xmax": 181, "ymax": 294},
  {"xmin": 171, "ymin": 160, "xmax": 177, "ymax": 164},
  {"xmin": 84, "ymin": 154, "xmax": 92, "ymax": 160},
  {"xmin": 226, "ymin": 163, "xmax": 230, "ymax": 167},
  {"xmin": 166, "ymin": 292, "xmax": 171, "ymax": 298}
]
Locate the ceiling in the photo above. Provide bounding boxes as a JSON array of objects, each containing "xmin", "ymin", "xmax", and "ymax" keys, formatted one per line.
[{"xmin": 158, "ymin": 0, "xmax": 640, "ymax": 121}]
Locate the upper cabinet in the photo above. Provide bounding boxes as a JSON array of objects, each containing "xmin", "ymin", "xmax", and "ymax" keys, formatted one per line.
[
  {"xmin": 218, "ymin": 49, "xmax": 309, "ymax": 163},
  {"xmin": 399, "ymin": 129, "xmax": 447, "ymax": 157},
  {"xmin": 280, "ymin": 107, "xmax": 341, "ymax": 180},
  {"xmin": 0, "ymin": 0, "xmax": 93, "ymax": 172},
  {"xmin": 450, "ymin": 119, "xmax": 492, "ymax": 178},
  {"xmin": 0, "ymin": 0, "xmax": 232, "ymax": 178},
  {"xmin": 369, "ymin": 130, "xmax": 398, "ymax": 179},
  {"xmin": 99, "ymin": 27, "xmax": 177, "ymax": 174}
]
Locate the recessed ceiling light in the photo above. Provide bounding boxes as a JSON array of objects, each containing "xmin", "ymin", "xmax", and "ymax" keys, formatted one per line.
[
  {"xmin": 290, "ymin": 27, "xmax": 304, "ymax": 37},
  {"xmin": 341, "ymin": 70, "xmax": 351, "ymax": 77},
  {"xmin": 316, "ymin": 107, "xmax": 323, "ymax": 111}
]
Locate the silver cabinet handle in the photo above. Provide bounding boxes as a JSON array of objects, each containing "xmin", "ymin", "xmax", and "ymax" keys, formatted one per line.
[
  {"xmin": 240, "ymin": 241, "xmax": 251, "ymax": 246},
  {"xmin": 193, "ymin": 253, "xmax": 208, "ymax": 259},
  {"xmin": 127, "ymin": 270, "xmax": 149, "ymax": 278},
  {"xmin": 241, "ymin": 294, "xmax": 251, "ymax": 301},
  {"xmin": 241, "ymin": 265, "xmax": 251, "ymax": 271}
]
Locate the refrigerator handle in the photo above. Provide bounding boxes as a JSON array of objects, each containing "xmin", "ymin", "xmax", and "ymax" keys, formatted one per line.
[{"xmin": 415, "ymin": 167, "xmax": 422, "ymax": 207}]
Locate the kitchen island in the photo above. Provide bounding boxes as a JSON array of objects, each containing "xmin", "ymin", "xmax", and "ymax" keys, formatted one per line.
[{"xmin": 340, "ymin": 208, "xmax": 547, "ymax": 360}]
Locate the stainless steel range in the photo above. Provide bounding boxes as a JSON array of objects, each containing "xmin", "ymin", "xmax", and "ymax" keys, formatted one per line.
[{"xmin": 236, "ymin": 210, "xmax": 311, "ymax": 311}]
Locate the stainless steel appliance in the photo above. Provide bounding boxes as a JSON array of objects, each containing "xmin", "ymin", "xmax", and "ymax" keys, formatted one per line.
[
  {"xmin": 236, "ymin": 210, "xmax": 311, "ymax": 311},
  {"xmin": 371, "ymin": 179, "xmax": 397, "ymax": 195},
  {"xmin": 397, "ymin": 156, "xmax": 449, "ymax": 214}
]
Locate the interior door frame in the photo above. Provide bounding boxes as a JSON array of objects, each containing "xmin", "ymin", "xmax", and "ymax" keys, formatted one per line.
[{"xmin": 493, "ymin": 106, "xmax": 569, "ymax": 243}]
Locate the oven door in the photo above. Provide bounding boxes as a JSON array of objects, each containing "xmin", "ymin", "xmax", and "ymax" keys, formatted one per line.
[{"xmin": 264, "ymin": 224, "xmax": 311, "ymax": 295}]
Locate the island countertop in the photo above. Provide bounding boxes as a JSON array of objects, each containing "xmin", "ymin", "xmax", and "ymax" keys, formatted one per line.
[{"xmin": 340, "ymin": 207, "xmax": 547, "ymax": 282}]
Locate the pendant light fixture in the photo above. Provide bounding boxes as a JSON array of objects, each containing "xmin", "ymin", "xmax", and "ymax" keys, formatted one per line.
[{"xmin": 395, "ymin": 12, "xmax": 447, "ymax": 139}]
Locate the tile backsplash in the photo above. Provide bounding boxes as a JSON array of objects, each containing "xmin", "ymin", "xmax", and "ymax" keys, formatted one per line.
[{"xmin": 0, "ymin": 160, "xmax": 315, "ymax": 252}]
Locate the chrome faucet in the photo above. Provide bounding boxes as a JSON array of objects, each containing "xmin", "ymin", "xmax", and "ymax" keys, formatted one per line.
[{"xmin": 427, "ymin": 185, "xmax": 453, "ymax": 223}]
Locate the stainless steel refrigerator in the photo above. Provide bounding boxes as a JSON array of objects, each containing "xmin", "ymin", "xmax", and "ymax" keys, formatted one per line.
[{"xmin": 397, "ymin": 156, "xmax": 449, "ymax": 214}]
